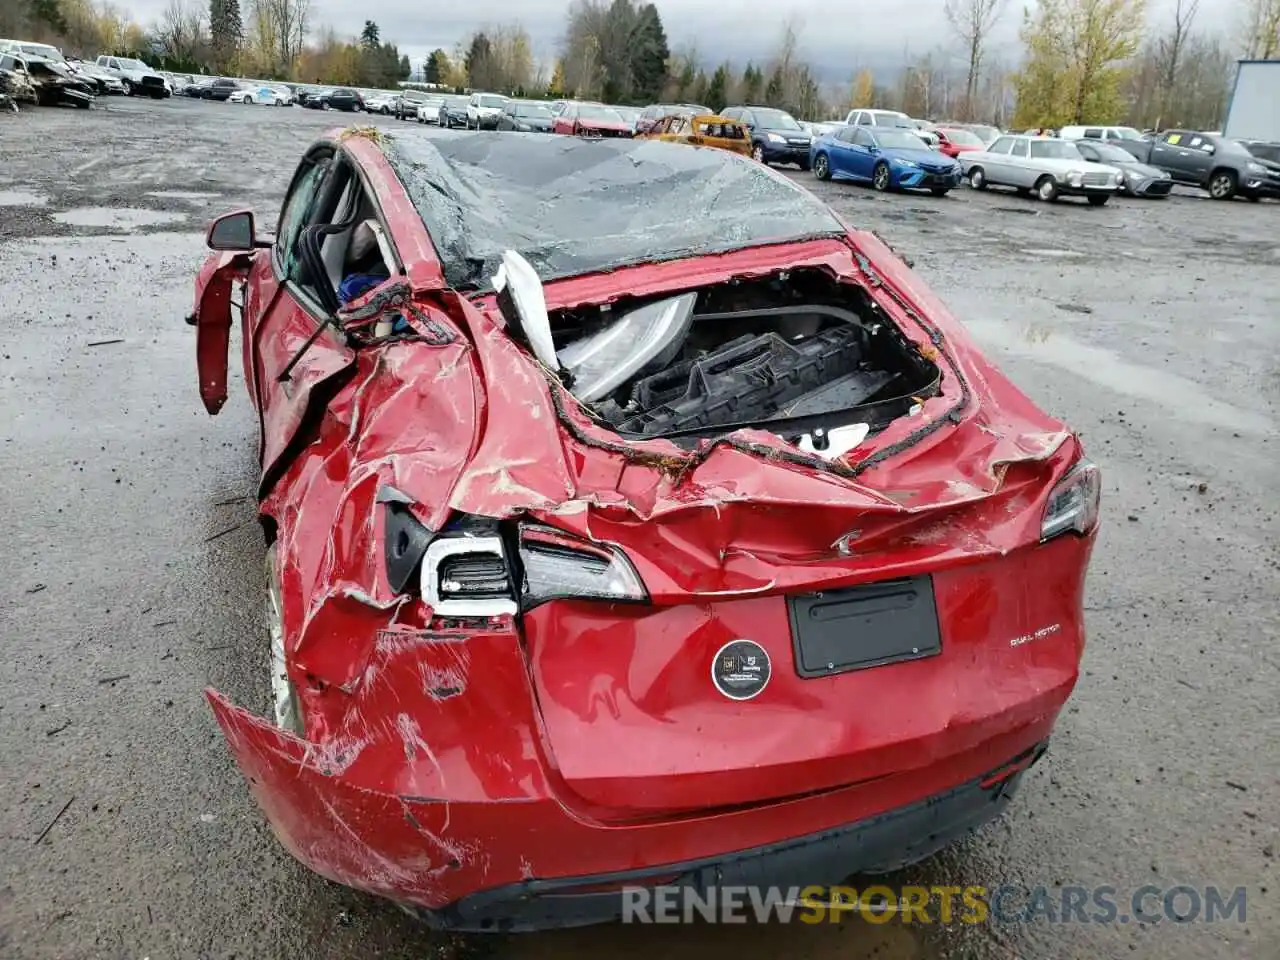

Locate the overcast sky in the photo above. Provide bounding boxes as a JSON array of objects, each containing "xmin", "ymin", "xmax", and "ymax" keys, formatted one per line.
[{"xmin": 121, "ymin": 0, "xmax": 1224, "ymax": 79}]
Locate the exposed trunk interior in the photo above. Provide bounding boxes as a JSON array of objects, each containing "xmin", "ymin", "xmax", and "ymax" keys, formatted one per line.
[{"xmin": 549, "ymin": 268, "xmax": 942, "ymax": 448}]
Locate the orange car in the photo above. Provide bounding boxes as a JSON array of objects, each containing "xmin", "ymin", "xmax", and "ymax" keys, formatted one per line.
[{"xmin": 642, "ymin": 113, "xmax": 752, "ymax": 157}]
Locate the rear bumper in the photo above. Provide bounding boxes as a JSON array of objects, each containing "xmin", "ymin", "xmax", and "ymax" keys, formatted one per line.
[
  {"xmin": 424, "ymin": 741, "xmax": 1048, "ymax": 931},
  {"xmin": 209, "ymin": 681, "xmax": 1064, "ymax": 930}
]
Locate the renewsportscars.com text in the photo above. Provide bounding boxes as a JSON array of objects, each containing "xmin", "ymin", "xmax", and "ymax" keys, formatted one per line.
[{"xmin": 621, "ymin": 884, "xmax": 1248, "ymax": 925}]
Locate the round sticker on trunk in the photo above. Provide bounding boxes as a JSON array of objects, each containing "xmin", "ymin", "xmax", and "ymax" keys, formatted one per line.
[{"xmin": 711, "ymin": 639, "xmax": 771, "ymax": 701}]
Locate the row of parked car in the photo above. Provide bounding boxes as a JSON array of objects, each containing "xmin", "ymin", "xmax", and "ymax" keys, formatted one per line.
[
  {"xmin": 334, "ymin": 91, "xmax": 1280, "ymax": 205},
  {"xmin": 0, "ymin": 38, "xmax": 187, "ymax": 110}
]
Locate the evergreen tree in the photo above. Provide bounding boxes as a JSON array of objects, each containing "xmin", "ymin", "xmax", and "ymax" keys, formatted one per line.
[
  {"xmin": 706, "ymin": 62, "xmax": 730, "ymax": 112},
  {"xmin": 465, "ymin": 33, "xmax": 493, "ymax": 89},
  {"xmin": 425, "ymin": 49, "xmax": 450, "ymax": 84},
  {"xmin": 628, "ymin": 3, "xmax": 669, "ymax": 102},
  {"xmin": 764, "ymin": 65, "xmax": 785, "ymax": 107},
  {"xmin": 739, "ymin": 62, "xmax": 762, "ymax": 103},
  {"xmin": 209, "ymin": 0, "xmax": 243, "ymax": 71},
  {"xmin": 361, "ymin": 21, "xmax": 380, "ymax": 49}
]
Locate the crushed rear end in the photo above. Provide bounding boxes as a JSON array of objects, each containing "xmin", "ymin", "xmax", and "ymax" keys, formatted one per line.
[{"xmin": 201, "ymin": 134, "xmax": 1099, "ymax": 930}]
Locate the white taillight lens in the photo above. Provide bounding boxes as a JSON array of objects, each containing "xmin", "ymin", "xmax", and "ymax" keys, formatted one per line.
[
  {"xmin": 1041, "ymin": 459, "xmax": 1101, "ymax": 542},
  {"xmin": 518, "ymin": 525, "xmax": 647, "ymax": 609}
]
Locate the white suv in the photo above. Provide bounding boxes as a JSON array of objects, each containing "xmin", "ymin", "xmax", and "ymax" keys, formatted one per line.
[
  {"xmin": 94, "ymin": 55, "xmax": 169, "ymax": 97},
  {"xmin": 846, "ymin": 108, "xmax": 940, "ymax": 146},
  {"xmin": 466, "ymin": 92, "xmax": 509, "ymax": 129}
]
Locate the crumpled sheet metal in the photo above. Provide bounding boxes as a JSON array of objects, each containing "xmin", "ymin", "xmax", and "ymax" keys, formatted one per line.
[
  {"xmin": 206, "ymin": 677, "xmax": 1062, "ymax": 909},
  {"xmin": 445, "ymin": 237, "xmax": 1076, "ymax": 541},
  {"xmin": 260, "ymin": 333, "xmax": 481, "ymax": 689}
]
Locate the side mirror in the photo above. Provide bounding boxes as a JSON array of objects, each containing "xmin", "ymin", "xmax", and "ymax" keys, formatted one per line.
[{"xmin": 207, "ymin": 209, "xmax": 271, "ymax": 251}]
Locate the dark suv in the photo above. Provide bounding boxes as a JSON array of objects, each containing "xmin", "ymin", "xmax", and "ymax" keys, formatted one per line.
[
  {"xmin": 200, "ymin": 78, "xmax": 240, "ymax": 101},
  {"xmin": 1117, "ymin": 130, "xmax": 1280, "ymax": 200},
  {"xmin": 721, "ymin": 105, "xmax": 812, "ymax": 169}
]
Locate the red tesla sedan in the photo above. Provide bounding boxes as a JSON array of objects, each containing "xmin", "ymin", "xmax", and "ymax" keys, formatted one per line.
[
  {"xmin": 190, "ymin": 127, "xmax": 1100, "ymax": 931},
  {"xmin": 932, "ymin": 126, "xmax": 989, "ymax": 159}
]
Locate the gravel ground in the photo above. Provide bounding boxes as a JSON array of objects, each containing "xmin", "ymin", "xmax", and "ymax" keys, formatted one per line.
[{"xmin": 0, "ymin": 96, "xmax": 1276, "ymax": 960}]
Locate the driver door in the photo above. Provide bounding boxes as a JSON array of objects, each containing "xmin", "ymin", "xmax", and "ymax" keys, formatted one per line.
[
  {"xmin": 246, "ymin": 147, "xmax": 360, "ymax": 491},
  {"xmin": 845, "ymin": 127, "xmax": 877, "ymax": 180}
]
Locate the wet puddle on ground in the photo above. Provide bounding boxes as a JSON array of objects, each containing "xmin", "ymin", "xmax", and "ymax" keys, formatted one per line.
[
  {"xmin": 144, "ymin": 191, "xmax": 222, "ymax": 201},
  {"xmin": 51, "ymin": 207, "xmax": 188, "ymax": 230},
  {"xmin": 0, "ymin": 190, "xmax": 49, "ymax": 206},
  {"xmin": 966, "ymin": 318, "xmax": 1274, "ymax": 434},
  {"xmin": 1023, "ymin": 248, "xmax": 1085, "ymax": 259}
]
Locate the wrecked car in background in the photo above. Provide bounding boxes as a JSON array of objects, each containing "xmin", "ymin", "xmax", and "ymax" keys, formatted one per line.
[
  {"xmin": 11, "ymin": 54, "xmax": 92, "ymax": 108},
  {"xmin": 0, "ymin": 53, "xmax": 37, "ymax": 109},
  {"xmin": 190, "ymin": 129, "xmax": 1100, "ymax": 931}
]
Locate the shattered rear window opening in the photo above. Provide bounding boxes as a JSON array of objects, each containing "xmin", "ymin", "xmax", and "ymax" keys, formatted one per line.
[{"xmin": 381, "ymin": 132, "xmax": 848, "ymax": 290}]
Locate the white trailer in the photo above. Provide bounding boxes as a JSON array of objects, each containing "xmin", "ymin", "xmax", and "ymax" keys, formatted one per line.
[{"xmin": 1223, "ymin": 60, "xmax": 1280, "ymax": 142}]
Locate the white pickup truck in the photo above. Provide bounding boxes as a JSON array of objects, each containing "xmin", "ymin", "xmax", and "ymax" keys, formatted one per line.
[{"xmin": 94, "ymin": 55, "xmax": 169, "ymax": 98}]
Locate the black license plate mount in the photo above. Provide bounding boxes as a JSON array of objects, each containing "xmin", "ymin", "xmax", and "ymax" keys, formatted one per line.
[{"xmin": 787, "ymin": 575, "xmax": 942, "ymax": 678}]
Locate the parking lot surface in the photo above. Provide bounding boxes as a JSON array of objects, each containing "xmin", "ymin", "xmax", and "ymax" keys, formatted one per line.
[{"xmin": 0, "ymin": 97, "xmax": 1277, "ymax": 960}]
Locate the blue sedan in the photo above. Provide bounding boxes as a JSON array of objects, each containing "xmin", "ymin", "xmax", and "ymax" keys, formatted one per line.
[{"xmin": 811, "ymin": 126, "xmax": 962, "ymax": 196}]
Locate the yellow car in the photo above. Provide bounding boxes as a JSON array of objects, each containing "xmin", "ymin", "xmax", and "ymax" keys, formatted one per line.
[{"xmin": 642, "ymin": 113, "xmax": 753, "ymax": 157}]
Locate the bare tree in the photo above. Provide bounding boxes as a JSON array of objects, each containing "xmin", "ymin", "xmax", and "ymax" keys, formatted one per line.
[
  {"xmin": 1238, "ymin": 0, "xmax": 1280, "ymax": 58},
  {"xmin": 944, "ymin": 0, "xmax": 1008, "ymax": 120},
  {"xmin": 257, "ymin": 0, "xmax": 310, "ymax": 74},
  {"xmin": 1156, "ymin": 0, "xmax": 1199, "ymax": 124},
  {"xmin": 155, "ymin": 0, "xmax": 207, "ymax": 63}
]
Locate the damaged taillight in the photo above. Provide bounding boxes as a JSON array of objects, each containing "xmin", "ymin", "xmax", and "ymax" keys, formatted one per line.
[
  {"xmin": 381, "ymin": 488, "xmax": 648, "ymax": 615},
  {"xmin": 1040, "ymin": 459, "xmax": 1101, "ymax": 542},
  {"xmin": 421, "ymin": 533, "xmax": 518, "ymax": 617},
  {"xmin": 517, "ymin": 524, "xmax": 648, "ymax": 610}
]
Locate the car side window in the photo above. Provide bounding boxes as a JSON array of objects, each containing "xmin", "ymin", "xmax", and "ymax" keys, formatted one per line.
[
  {"xmin": 1083, "ymin": 128, "xmax": 1102, "ymax": 138},
  {"xmin": 276, "ymin": 154, "xmax": 333, "ymax": 287},
  {"xmin": 1077, "ymin": 143, "xmax": 1098, "ymax": 161},
  {"xmin": 1162, "ymin": 132, "xmax": 1183, "ymax": 145},
  {"xmin": 988, "ymin": 137, "xmax": 1013, "ymax": 154},
  {"xmin": 1010, "ymin": 139, "xmax": 1030, "ymax": 158},
  {"xmin": 850, "ymin": 127, "xmax": 872, "ymax": 146}
]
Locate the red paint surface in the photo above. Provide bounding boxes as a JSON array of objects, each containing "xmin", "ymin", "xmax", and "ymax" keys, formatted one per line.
[
  {"xmin": 190, "ymin": 129, "xmax": 1099, "ymax": 912},
  {"xmin": 933, "ymin": 129, "xmax": 985, "ymax": 159}
]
